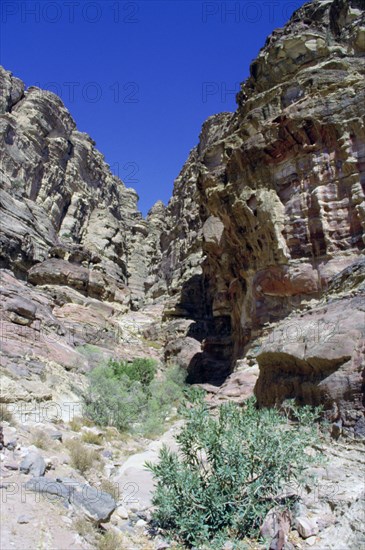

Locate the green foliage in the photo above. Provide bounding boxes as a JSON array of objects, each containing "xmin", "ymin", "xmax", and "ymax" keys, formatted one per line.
[
  {"xmin": 83, "ymin": 361, "xmax": 186, "ymax": 436},
  {"xmin": 84, "ymin": 364, "xmax": 145, "ymax": 432},
  {"xmin": 146, "ymin": 397, "xmax": 323, "ymax": 548},
  {"xmin": 109, "ymin": 357, "xmax": 157, "ymax": 387},
  {"xmin": 69, "ymin": 416, "xmax": 94, "ymax": 432},
  {"xmin": 76, "ymin": 344, "xmax": 104, "ymax": 366},
  {"xmin": 12, "ymin": 179, "xmax": 23, "ymax": 190}
]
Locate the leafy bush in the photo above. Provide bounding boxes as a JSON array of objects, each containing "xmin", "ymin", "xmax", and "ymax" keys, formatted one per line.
[
  {"xmin": 76, "ymin": 344, "xmax": 105, "ymax": 368},
  {"xmin": 109, "ymin": 357, "xmax": 157, "ymax": 387},
  {"xmin": 83, "ymin": 361, "xmax": 186, "ymax": 436},
  {"xmin": 146, "ymin": 397, "xmax": 322, "ymax": 548},
  {"xmin": 12, "ymin": 179, "xmax": 23, "ymax": 190},
  {"xmin": 84, "ymin": 364, "xmax": 146, "ymax": 432}
]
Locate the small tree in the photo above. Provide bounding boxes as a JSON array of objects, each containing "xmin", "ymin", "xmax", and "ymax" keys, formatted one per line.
[
  {"xmin": 83, "ymin": 361, "xmax": 186, "ymax": 436},
  {"xmin": 146, "ymin": 397, "xmax": 322, "ymax": 548},
  {"xmin": 84, "ymin": 364, "xmax": 146, "ymax": 431}
]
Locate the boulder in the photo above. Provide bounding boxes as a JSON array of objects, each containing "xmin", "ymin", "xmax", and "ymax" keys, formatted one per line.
[
  {"xmin": 71, "ymin": 484, "xmax": 117, "ymax": 524},
  {"xmin": 5, "ymin": 297, "xmax": 37, "ymax": 320},
  {"xmin": 25, "ymin": 477, "xmax": 70, "ymax": 499},
  {"xmin": 115, "ymin": 505, "xmax": 129, "ymax": 520},
  {"xmin": 25, "ymin": 477, "xmax": 117, "ymax": 524},
  {"xmin": 295, "ymin": 516, "xmax": 319, "ymax": 539},
  {"xmin": 19, "ymin": 452, "xmax": 46, "ymax": 477},
  {"xmin": 260, "ymin": 507, "xmax": 291, "ymax": 548},
  {"xmin": 255, "ymin": 296, "xmax": 365, "ymax": 423}
]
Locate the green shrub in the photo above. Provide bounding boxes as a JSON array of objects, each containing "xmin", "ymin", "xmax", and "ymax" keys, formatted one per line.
[
  {"xmin": 12, "ymin": 179, "xmax": 23, "ymax": 190},
  {"xmin": 69, "ymin": 416, "xmax": 94, "ymax": 432},
  {"xmin": 83, "ymin": 361, "xmax": 186, "ymax": 436},
  {"xmin": 76, "ymin": 344, "xmax": 105, "ymax": 367},
  {"xmin": 84, "ymin": 365, "xmax": 146, "ymax": 432},
  {"xmin": 146, "ymin": 397, "xmax": 322, "ymax": 548},
  {"xmin": 109, "ymin": 357, "xmax": 157, "ymax": 387},
  {"xmin": 81, "ymin": 431, "xmax": 103, "ymax": 445},
  {"xmin": 140, "ymin": 366, "xmax": 187, "ymax": 438}
]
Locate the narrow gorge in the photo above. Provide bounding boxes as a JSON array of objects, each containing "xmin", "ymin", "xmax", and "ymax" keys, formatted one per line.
[{"xmin": 0, "ymin": 0, "xmax": 364, "ymax": 548}]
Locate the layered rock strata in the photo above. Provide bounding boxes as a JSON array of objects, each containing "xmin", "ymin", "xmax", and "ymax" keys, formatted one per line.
[{"xmin": 154, "ymin": 0, "xmax": 365, "ymax": 420}]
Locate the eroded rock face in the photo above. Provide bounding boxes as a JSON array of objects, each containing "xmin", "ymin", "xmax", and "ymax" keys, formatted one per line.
[
  {"xmin": 0, "ymin": 66, "xmax": 146, "ymax": 303},
  {"xmin": 152, "ymin": 0, "xmax": 365, "ymax": 419},
  {"xmin": 0, "ymin": 66, "xmax": 166, "ymax": 410},
  {"xmin": 198, "ymin": 0, "xmax": 364, "ymax": 355},
  {"xmin": 145, "ymin": 114, "xmax": 235, "ymax": 384},
  {"xmin": 255, "ymin": 293, "xmax": 365, "ymax": 423}
]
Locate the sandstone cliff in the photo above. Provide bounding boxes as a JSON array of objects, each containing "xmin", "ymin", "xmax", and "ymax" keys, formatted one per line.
[
  {"xmin": 150, "ymin": 0, "xmax": 365, "ymax": 424},
  {"xmin": 0, "ymin": 67, "xmax": 164, "ymax": 408}
]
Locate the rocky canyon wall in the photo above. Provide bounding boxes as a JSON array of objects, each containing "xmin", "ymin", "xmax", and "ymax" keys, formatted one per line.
[
  {"xmin": 0, "ymin": 67, "xmax": 164, "ymax": 407},
  {"xmin": 152, "ymin": 0, "xmax": 365, "ymax": 422}
]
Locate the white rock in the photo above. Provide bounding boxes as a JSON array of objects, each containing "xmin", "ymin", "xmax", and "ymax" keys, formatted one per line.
[
  {"xmin": 116, "ymin": 505, "xmax": 129, "ymax": 520},
  {"xmin": 135, "ymin": 518, "xmax": 147, "ymax": 529},
  {"xmin": 296, "ymin": 516, "xmax": 319, "ymax": 539},
  {"xmin": 61, "ymin": 517, "xmax": 72, "ymax": 525}
]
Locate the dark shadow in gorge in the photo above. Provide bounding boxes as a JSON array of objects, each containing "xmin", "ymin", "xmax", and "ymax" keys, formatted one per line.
[{"xmin": 171, "ymin": 273, "xmax": 234, "ymax": 386}]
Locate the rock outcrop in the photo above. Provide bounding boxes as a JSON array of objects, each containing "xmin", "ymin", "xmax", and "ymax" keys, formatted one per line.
[
  {"xmin": 0, "ymin": 66, "xmax": 164, "ymax": 410},
  {"xmin": 154, "ymin": 0, "xmax": 365, "ymax": 422},
  {"xmin": 0, "ymin": 67, "xmax": 151, "ymax": 307}
]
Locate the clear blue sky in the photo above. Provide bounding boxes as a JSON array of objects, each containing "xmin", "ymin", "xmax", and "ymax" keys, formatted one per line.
[{"xmin": 0, "ymin": 0, "xmax": 305, "ymax": 215}]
